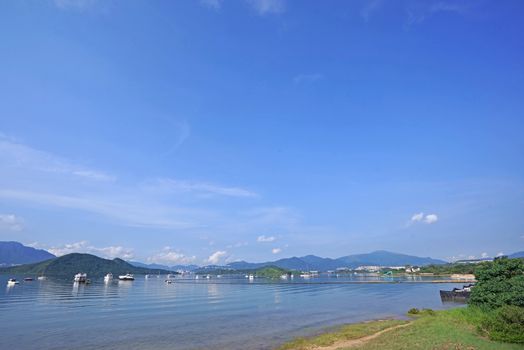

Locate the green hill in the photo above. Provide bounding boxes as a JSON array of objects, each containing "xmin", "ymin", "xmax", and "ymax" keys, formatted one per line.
[{"xmin": 0, "ymin": 253, "xmax": 173, "ymax": 278}]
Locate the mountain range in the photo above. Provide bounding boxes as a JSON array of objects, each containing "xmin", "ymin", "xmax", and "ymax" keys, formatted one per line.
[
  {"xmin": 2, "ymin": 241, "xmax": 522, "ymax": 273},
  {"xmin": 0, "ymin": 253, "xmax": 173, "ymax": 277},
  {"xmin": 226, "ymin": 250, "xmax": 447, "ymax": 271},
  {"xmin": 0, "ymin": 241, "xmax": 55, "ymax": 266}
]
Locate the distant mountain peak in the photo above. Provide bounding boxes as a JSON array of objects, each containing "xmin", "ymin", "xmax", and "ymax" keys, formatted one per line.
[{"xmin": 0, "ymin": 241, "xmax": 55, "ymax": 266}]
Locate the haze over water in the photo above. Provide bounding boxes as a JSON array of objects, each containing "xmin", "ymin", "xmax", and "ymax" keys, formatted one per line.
[{"xmin": 1, "ymin": 275, "xmax": 464, "ymax": 350}]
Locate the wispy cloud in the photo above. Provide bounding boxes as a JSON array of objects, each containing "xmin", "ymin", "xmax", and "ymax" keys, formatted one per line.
[
  {"xmin": 409, "ymin": 212, "xmax": 438, "ymax": 225},
  {"xmin": 147, "ymin": 246, "xmax": 196, "ymax": 265},
  {"xmin": 0, "ymin": 214, "xmax": 24, "ymax": 232},
  {"xmin": 246, "ymin": 0, "xmax": 285, "ymax": 16},
  {"xmin": 52, "ymin": 0, "xmax": 99, "ymax": 11},
  {"xmin": 360, "ymin": 0, "xmax": 383, "ymax": 22},
  {"xmin": 0, "ymin": 137, "xmax": 115, "ymax": 182},
  {"xmin": 406, "ymin": 0, "xmax": 473, "ymax": 25},
  {"xmin": 293, "ymin": 73, "xmax": 324, "ymax": 84},
  {"xmin": 271, "ymin": 247, "xmax": 281, "ymax": 254},
  {"xmin": 200, "ymin": 0, "xmax": 222, "ymax": 10},
  {"xmin": 0, "ymin": 189, "xmax": 198, "ymax": 230},
  {"xmin": 207, "ymin": 250, "xmax": 227, "ymax": 264},
  {"xmin": 144, "ymin": 178, "xmax": 257, "ymax": 198},
  {"xmin": 257, "ymin": 235, "xmax": 276, "ymax": 243}
]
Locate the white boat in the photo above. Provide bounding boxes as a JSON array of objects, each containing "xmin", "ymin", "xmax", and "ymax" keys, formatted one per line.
[
  {"xmin": 118, "ymin": 274, "xmax": 135, "ymax": 281},
  {"xmin": 74, "ymin": 273, "xmax": 87, "ymax": 283},
  {"xmin": 145, "ymin": 274, "xmax": 151, "ymax": 279},
  {"xmin": 280, "ymin": 274, "xmax": 288, "ymax": 280},
  {"xmin": 206, "ymin": 274, "xmax": 211, "ymax": 279},
  {"xmin": 248, "ymin": 274, "xmax": 254, "ymax": 281},
  {"xmin": 104, "ymin": 273, "xmax": 113, "ymax": 282},
  {"xmin": 195, "ymin": 275, "xmax": 199, "ymax": 280},
  {"xmin": 7, "ymin": 279, "xmax": 19, "ymax": 286},
  {"xmin": 37, "ymin": 276, "xmax": 47, "ymax": 281}
]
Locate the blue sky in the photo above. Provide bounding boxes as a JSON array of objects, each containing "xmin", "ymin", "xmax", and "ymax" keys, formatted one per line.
[{"xmin": 0, "ymin": 0, "xmax": 523, "ymax": 265}]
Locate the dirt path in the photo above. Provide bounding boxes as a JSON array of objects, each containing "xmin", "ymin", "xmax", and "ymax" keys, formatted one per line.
[{"xmin": 308, "ymin": 322, "xmax": 412, "ymax": 350}]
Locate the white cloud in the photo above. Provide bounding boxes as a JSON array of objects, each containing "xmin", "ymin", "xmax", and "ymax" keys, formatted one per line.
[
  {"xmin": 145, "ymin": 178, "xmax": 257, "ymax": 198},
  {"xmin": 410, "ymin": 212, "xmax": 438, "ymax": 225},
  {"xmin": 246, "ymin": 0, "xmax": 285, "ymax": 15},
  {"xmin": 424, "ymin": 214, "xmax": 438, "ymax": 224},
  {"xmin": 0, "ymin": 214, "xmax": 23, "ymax": 232},
  {"xmin": 45, "ymin": 241, "xmax": 134, "ymax": 260},
  {"xmin": 271, "ymin": 247, "xmax": 282, "ymax": 254},
  {"xmin": 207, "ymin": 250, "xmax": 227, "ymax": 265},
  {"xmin": 294, "ymin": 73, "xmax": 324, "ymax": 84},
  {"xmin": 496, "ymin": 252, "xmax": 505, "ymax": 257},
  {"xmin": 147, "ymin": 247, "xmax": 196, "ymax": 265},
  {"xmin": 411, "ymin": 212, "xmax": 424, "ymax": 222},
  {"xmin": 257, "ymin": 235, "xmax": 276, "ymax": 242},
  {"xmin": 200, "ymin": 0, "xmax": 222, "ymax": 10},
  {"xmin": 481, "ymin": 252, "xmax": 489, "ymax": 258}
]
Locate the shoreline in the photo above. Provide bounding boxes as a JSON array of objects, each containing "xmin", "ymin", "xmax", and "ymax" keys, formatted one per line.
[{"xmin": 276, "ymin": 308, "xmax": 520, "ymax": 350}]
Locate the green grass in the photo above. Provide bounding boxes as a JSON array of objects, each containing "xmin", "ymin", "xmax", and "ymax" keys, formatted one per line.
[
  {"xmin": 278, "ymin": 308, "xmax": 524, "ymax": 350},
  {"xmin": 277, "ymin": 320, "xmax": 407, "ymax": 350}
]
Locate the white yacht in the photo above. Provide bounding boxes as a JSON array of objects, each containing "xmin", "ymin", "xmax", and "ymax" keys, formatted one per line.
[
  {"xmin": 248, "ymin": 274, "xmax": 255, "ymax": 281},
  {"xmin": 7, "ymin": 279, "xmax": 19, "ymax": 286},
  {"xmin": 118, "ymin": 274, "xmax": 135, "ymax": 281},
  {"xmin": 74, "ymin": 273, "xmax": 87, "ymax": 283},
  {"xmin": 37, "ymin": 276, "xmax": 47, "ymax": 281},
  {"xmin": 104, "ymin": 273, "xmax": 113, "ymax": 282}
]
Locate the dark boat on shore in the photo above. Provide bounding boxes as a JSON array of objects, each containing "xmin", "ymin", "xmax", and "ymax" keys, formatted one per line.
[{"xmin": 440, "ymin": 284, "xmax": 474, "ymax": 302}]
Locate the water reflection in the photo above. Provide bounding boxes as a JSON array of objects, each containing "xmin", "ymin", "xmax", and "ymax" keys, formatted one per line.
[{"xmin": 0, "ymin": 275, "xmax": 465, "ymax": 350}]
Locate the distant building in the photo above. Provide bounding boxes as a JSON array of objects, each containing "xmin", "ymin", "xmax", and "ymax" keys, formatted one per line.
[
  {"xmin": 355, "ymin": 265, "xmax": 381, "ymax": 272},
  {"xmin": 405, "ymin": 266, "xmax": 420, "ymax": 273},
  {"xmin": 455, "ymin": 258, "xmax": 493, "ymax": 264}
]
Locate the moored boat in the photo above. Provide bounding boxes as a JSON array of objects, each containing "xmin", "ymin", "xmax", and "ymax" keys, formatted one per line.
[
  {"xmin": 118, "ymin": 274, "xmax": 135, "ymax": 281},
  {"xmin": 104, "ymin": 273, "xmax": 113, "ymax": 282},
  {"xmin": 24, "ymin": 277, "xmax": 33, "ymax": 281},
  {"xmin": 74, "ymin": 273, "xmax": 87, "ymax": 283},
  {"xmin": 440, "ymin": 284, "xmax": 474, "ymax": 302},
  {"xmin": 7, "ymin": 279, "xmax": 19, "ymax": 286},
  {"xmin": 37, "ymin": 276, "xmax": 47, "ymax": 281}
]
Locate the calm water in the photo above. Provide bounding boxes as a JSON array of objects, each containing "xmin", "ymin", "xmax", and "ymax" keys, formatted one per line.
[{"xmin": 0, "ymin": 274, "xmax": 464, "ymax": 350}]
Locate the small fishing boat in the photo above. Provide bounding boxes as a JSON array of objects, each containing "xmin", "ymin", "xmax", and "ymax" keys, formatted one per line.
[
  {"xmin": 74, "ymin": 273, "xmax": 87, "ymax": 283},
  {"xmin": 145, "ymin": 274, "xmax": 151, "ymax": 279},
  {"xmin": 118, "ymin": 274, "xmax": 135, "ymax": 281},
  {"xmin": 165, "ymin": 279, "xmax": 174, "ymax": 284},
  {"xmin": 24, "ymin": 277, "xmax": 33, "ymax": 281},
  {"xmin": 37, "ymin": 276, "xmax": 47, "ymax": 281},
  {"xmin": 280, "ymin": 274, "xmax": 288, "ymax": 280},
  {"xmin": 7, "ymin": 279, "xmax": 19, "ymax": 286},
  {"xmin": 195, "ymin": 275, "xmax": 199, "ymax": 280},
  {"xmin": 104, "ymin": 273, "xmax": 113, "ymax": 282},
  {"xmin": 440, "ymin": 284, "xmax": 474, "ymax": 302},
  {"xmin": 248, "ymin": 274, "xmax": 254, "ymax": 281}
]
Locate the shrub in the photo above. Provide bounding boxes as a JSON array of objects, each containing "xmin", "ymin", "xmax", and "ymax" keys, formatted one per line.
[
  {"xmin": 469, "ymin": 257, "xmax": 524, "ymax": 309},
  {"xmin": 407, "ymin": 308, "xmax": 419, "ymax": 315},
  {"xmin": 479, "ymin": 305, "xmax": 524, "ymax": 344}
]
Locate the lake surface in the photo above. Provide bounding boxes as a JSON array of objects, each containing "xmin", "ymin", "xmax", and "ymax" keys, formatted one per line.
[{"xmin": 0, "ymin": 274, "xmax": 465, "ymax": 350}]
